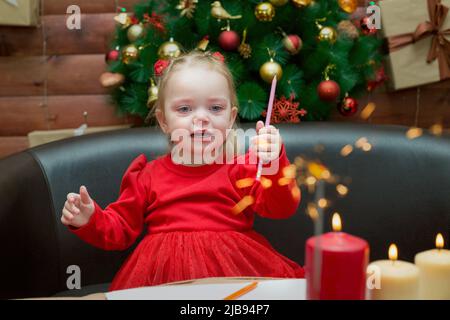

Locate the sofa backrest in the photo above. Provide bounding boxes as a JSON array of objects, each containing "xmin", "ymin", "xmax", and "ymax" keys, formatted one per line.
[{"xmin": 0, "ymin": 123, "xmax": 449, "ymax": 298}]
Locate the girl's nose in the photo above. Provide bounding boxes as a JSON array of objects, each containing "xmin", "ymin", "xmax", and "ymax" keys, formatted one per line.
[{"xmin": 193, "ymin": 109, "xmax": 210, "ymax": 125}]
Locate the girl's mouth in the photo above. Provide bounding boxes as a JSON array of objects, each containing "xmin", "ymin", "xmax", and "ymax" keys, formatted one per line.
[{"xmin": 191, "ymin": 131, "xmax": 213, "ymax": 142}]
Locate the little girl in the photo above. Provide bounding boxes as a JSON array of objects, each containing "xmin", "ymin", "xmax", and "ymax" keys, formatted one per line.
[{"xmin": 61, "ymin": 50, "xmax": 304, "ymax": 291}]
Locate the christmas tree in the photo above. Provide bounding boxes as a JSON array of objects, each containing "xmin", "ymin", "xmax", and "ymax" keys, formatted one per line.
[{"xmin": 103, "ymin": 0, "xmax": 383, "ymax": 123}]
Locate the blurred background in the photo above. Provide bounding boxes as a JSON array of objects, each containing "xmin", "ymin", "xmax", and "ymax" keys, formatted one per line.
[{"xmin": 0, "ymin": 0, "xmax": 448, "ymax": 159}]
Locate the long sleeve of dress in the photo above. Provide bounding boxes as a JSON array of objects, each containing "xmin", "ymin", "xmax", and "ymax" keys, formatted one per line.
[
  {"xmin": 69, "ymin": 154, "xmax": 149, "ymax": 251},
  {"xmin": 231, "ymin": 144, "xmax": 301, "ymax": 219}
]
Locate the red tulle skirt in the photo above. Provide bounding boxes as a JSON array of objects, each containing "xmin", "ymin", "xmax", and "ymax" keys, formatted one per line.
[{"xmin": 109, "ymin": 230, "xmax": 304, "ymax": 291}]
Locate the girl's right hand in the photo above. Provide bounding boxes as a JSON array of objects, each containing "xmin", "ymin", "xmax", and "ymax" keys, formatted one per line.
[{"xmin": 61, "ymin": 185, "xmax": 95, "ymax": 228}]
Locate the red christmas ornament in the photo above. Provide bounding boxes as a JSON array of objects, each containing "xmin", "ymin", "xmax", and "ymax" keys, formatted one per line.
[
  {"xmin": 262, "ymin": 95, "xmax": 307, "ymax": 124},
  {"xmin": 283, "ymin": 34, "xmax": 302, "ymax": 55},
  {"xmin": 218, "ymin": 30, "xmax": 240, "ymax": 51},
  {"xmin": 105, "ymin": 49, "xmax": 120, "ymax": 63},
  {"xmin": 360, "ymin": 16, "xmax": 377, "ymax": 36},
  {"xmin": 338, "ymin": 95, "xmax": 358, "ymax": 116},
  {"xmin": 317, "ymin": 80, "xmax": 340, "ymax": 102}
]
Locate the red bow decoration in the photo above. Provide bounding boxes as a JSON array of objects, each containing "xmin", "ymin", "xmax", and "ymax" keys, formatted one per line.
[
  {"xmin": 143, "ymin": 13, "xmax": 166, "ymax": 34},
  {"xmin": 212, "ymin": 51, "xmax": 225, "ymax": 63},
  {"xmin": 154, "ymin": 59, "xmax": 170, "ymax": 77}
]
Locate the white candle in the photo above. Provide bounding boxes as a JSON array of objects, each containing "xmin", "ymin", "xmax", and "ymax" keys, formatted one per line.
[
  {"xmin": 367, "ymin": 244, "xmax": 419, "ymax": 300},
  {"xmin": 415, "ymin": 233, "xmax": 450, "ymax": 300}
]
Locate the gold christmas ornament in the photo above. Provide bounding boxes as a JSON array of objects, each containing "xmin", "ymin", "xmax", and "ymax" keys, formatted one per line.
[
  {"xmin": 269, "ymin": 0, "xmax": 288, "ymax": 6},
  {"xmin": 255, "ymin": 2, "xmax": 275, "ymax": 22},
  {"xmin": 291, "ymin": 0, "xmax": 312, "ymax": 7},
  {"xmin": 157, "ymin": 38, "xmax": 182, "ymax": 59},
  {"xmin": 114, "ymin": 12, "xmax": 132, "ymax": 28},
  {"xmin": 238, "ymin": 28, "xmax": 252, "ymax": 59},
  {"xmin": 147, "ymin": 79, "xmax": 159, "ymax": 108},
  {"xmin": 318, "ymin": 26, "xmax": 337, "ymax": 43},
  {"xmin": 127, "ymin": 23, "xmax": 145, "ymax": 42},
  {"xmin": 211, "ymin": 1, "xmax": 242, "ymax": 21},
  {"xmin": 176, "ymin": 0, "xmax": 198, "ymax": 18},
  {"xmin": 259, "ymin": 58, "xmax": 283, "ymax": 83},
  {"xmin": 337, "ymin": 20, "xmax": 359, "ymax": 39},
  {"xmin": 122, "ymin": 44, "xmax": 139, "ymax": 64},
  {"xmin": 338, "ymin": 0, "xmax": 357, "ymax": 14}
]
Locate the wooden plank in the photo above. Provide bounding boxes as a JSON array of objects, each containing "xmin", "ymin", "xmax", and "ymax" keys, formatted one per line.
[
  {"xmin": 0, "ymin": 54, "xmax": 108, "ymax": 96},
  {"xmin": 330, "ymin": 86, "xmax": 450, "ymax": 128},
  {"xmin": 0, "ymin": 137, "xmax": 28, "ymax": 159},
  {"xmin": 0, "ymin": 25, "xmax": 42, "ymax": 57},
  {"xmin": 0, "ymin": 14, "xmax": 116, "ymax": 56},
  {"xmin": 43, "ymin": 0, "xmax": 142, "ymax": 15},
  {"xmin": 0, "ymin": 55, "xmax": 45, "ymax": 96},
  {"xmin": 0, "ymin": 95, "xmax": 143, "ymax": 136}
]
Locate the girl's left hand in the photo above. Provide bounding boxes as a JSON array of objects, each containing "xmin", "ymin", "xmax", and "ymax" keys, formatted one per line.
[{"xmin": 250, "ymin": 120, "xmax": 282, "ymax": 164}]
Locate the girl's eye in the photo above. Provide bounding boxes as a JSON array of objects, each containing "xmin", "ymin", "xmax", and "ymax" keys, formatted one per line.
[
  {"xmin": 177, "ymin": 106, "xmax": 191, "ymax": 113},
  {"xmin": 211, "ymin": 105, "xmax": 224, "ymax": 112}
]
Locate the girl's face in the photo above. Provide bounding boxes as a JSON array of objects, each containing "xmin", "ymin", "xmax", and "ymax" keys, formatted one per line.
[{"xmin": 156, "ymin": 64, "xmax": 238, "ymax": 158}]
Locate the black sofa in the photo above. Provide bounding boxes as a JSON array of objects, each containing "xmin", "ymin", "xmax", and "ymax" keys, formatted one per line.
[{"xmin": 0, "ymin": 123, "xmax": 449, "ymax": 299}]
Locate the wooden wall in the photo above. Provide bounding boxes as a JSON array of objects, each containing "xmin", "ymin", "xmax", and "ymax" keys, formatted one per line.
[
  {"xmin": 0, "ymin": 0, "xmax": 449, "ymax": 159},
  {"xmin": 0, "ymin": 0, "xmax": 143, "ymax": 159}
]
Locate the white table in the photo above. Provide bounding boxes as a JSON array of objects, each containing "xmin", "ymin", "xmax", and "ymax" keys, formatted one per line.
[{"xmin": 105, "ymin": 278, "xmax": 306, "ymax": 300}]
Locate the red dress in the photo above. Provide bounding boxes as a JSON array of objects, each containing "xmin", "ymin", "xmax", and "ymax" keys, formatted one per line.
[{"xmin": 70, "ymin": 145, "xmax": 304, "ymax": 291}]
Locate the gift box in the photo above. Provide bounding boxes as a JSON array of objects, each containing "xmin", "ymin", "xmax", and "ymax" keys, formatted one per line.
[
  {"xmin": 380, "ymin": 0, "xmax": 450, "ymax": 90},
  {"xmin": 28, "ymin": 125, "xmax": 132, "ymax": 148},
  {"xmin": 0, "ymin": 0, "xmax": 40, "ymax": 26}
]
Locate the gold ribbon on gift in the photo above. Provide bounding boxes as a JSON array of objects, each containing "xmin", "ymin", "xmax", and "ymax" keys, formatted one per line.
[{"xmin": 388, "ymin": 0, "xmax": 450, "ymax": 80}]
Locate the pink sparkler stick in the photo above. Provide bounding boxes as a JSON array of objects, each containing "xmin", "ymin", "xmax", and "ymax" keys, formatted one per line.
[{"xmin": 256, "ymin": 75, "xmax": 277, "ymax": 182}]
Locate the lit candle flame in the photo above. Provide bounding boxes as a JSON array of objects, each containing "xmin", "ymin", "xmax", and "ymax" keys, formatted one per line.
[
  {"xmin": 436, "ymin": 233, "xmax": 444, "ymax": 250},
  {"xmin": 332, "ymin": 212, "xmax": 342, "ymax": 232},
  {"xmin": 388, "ymin": 244, "xmax": 398, "ymax": 262}
]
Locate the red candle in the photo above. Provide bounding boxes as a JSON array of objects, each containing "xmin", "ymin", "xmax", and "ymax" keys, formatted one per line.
[{"xmin": 305, "ymin": 213, "xmax": 369, "ymax": 300}]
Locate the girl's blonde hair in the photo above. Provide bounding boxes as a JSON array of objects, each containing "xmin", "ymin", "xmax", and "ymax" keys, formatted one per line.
[{"xmin": 148, "ymin": 50, "xmax": 243, "ymax": 157}]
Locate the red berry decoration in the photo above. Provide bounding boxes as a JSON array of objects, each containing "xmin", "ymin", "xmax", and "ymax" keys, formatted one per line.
[
  {"xmin": 218, "ymin": 30, "xmax": 240, "ymax": 51},
  {"xmin": 105, "ymin": 49, "xmax": 120, "ymax": 63},
  {"xmin": 317, "ymin": 80, "xmax": 340, "ymax": 102},
  {"xmin": 338, "ymin": 95, "xmax": 358, "ymax": 116}
]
